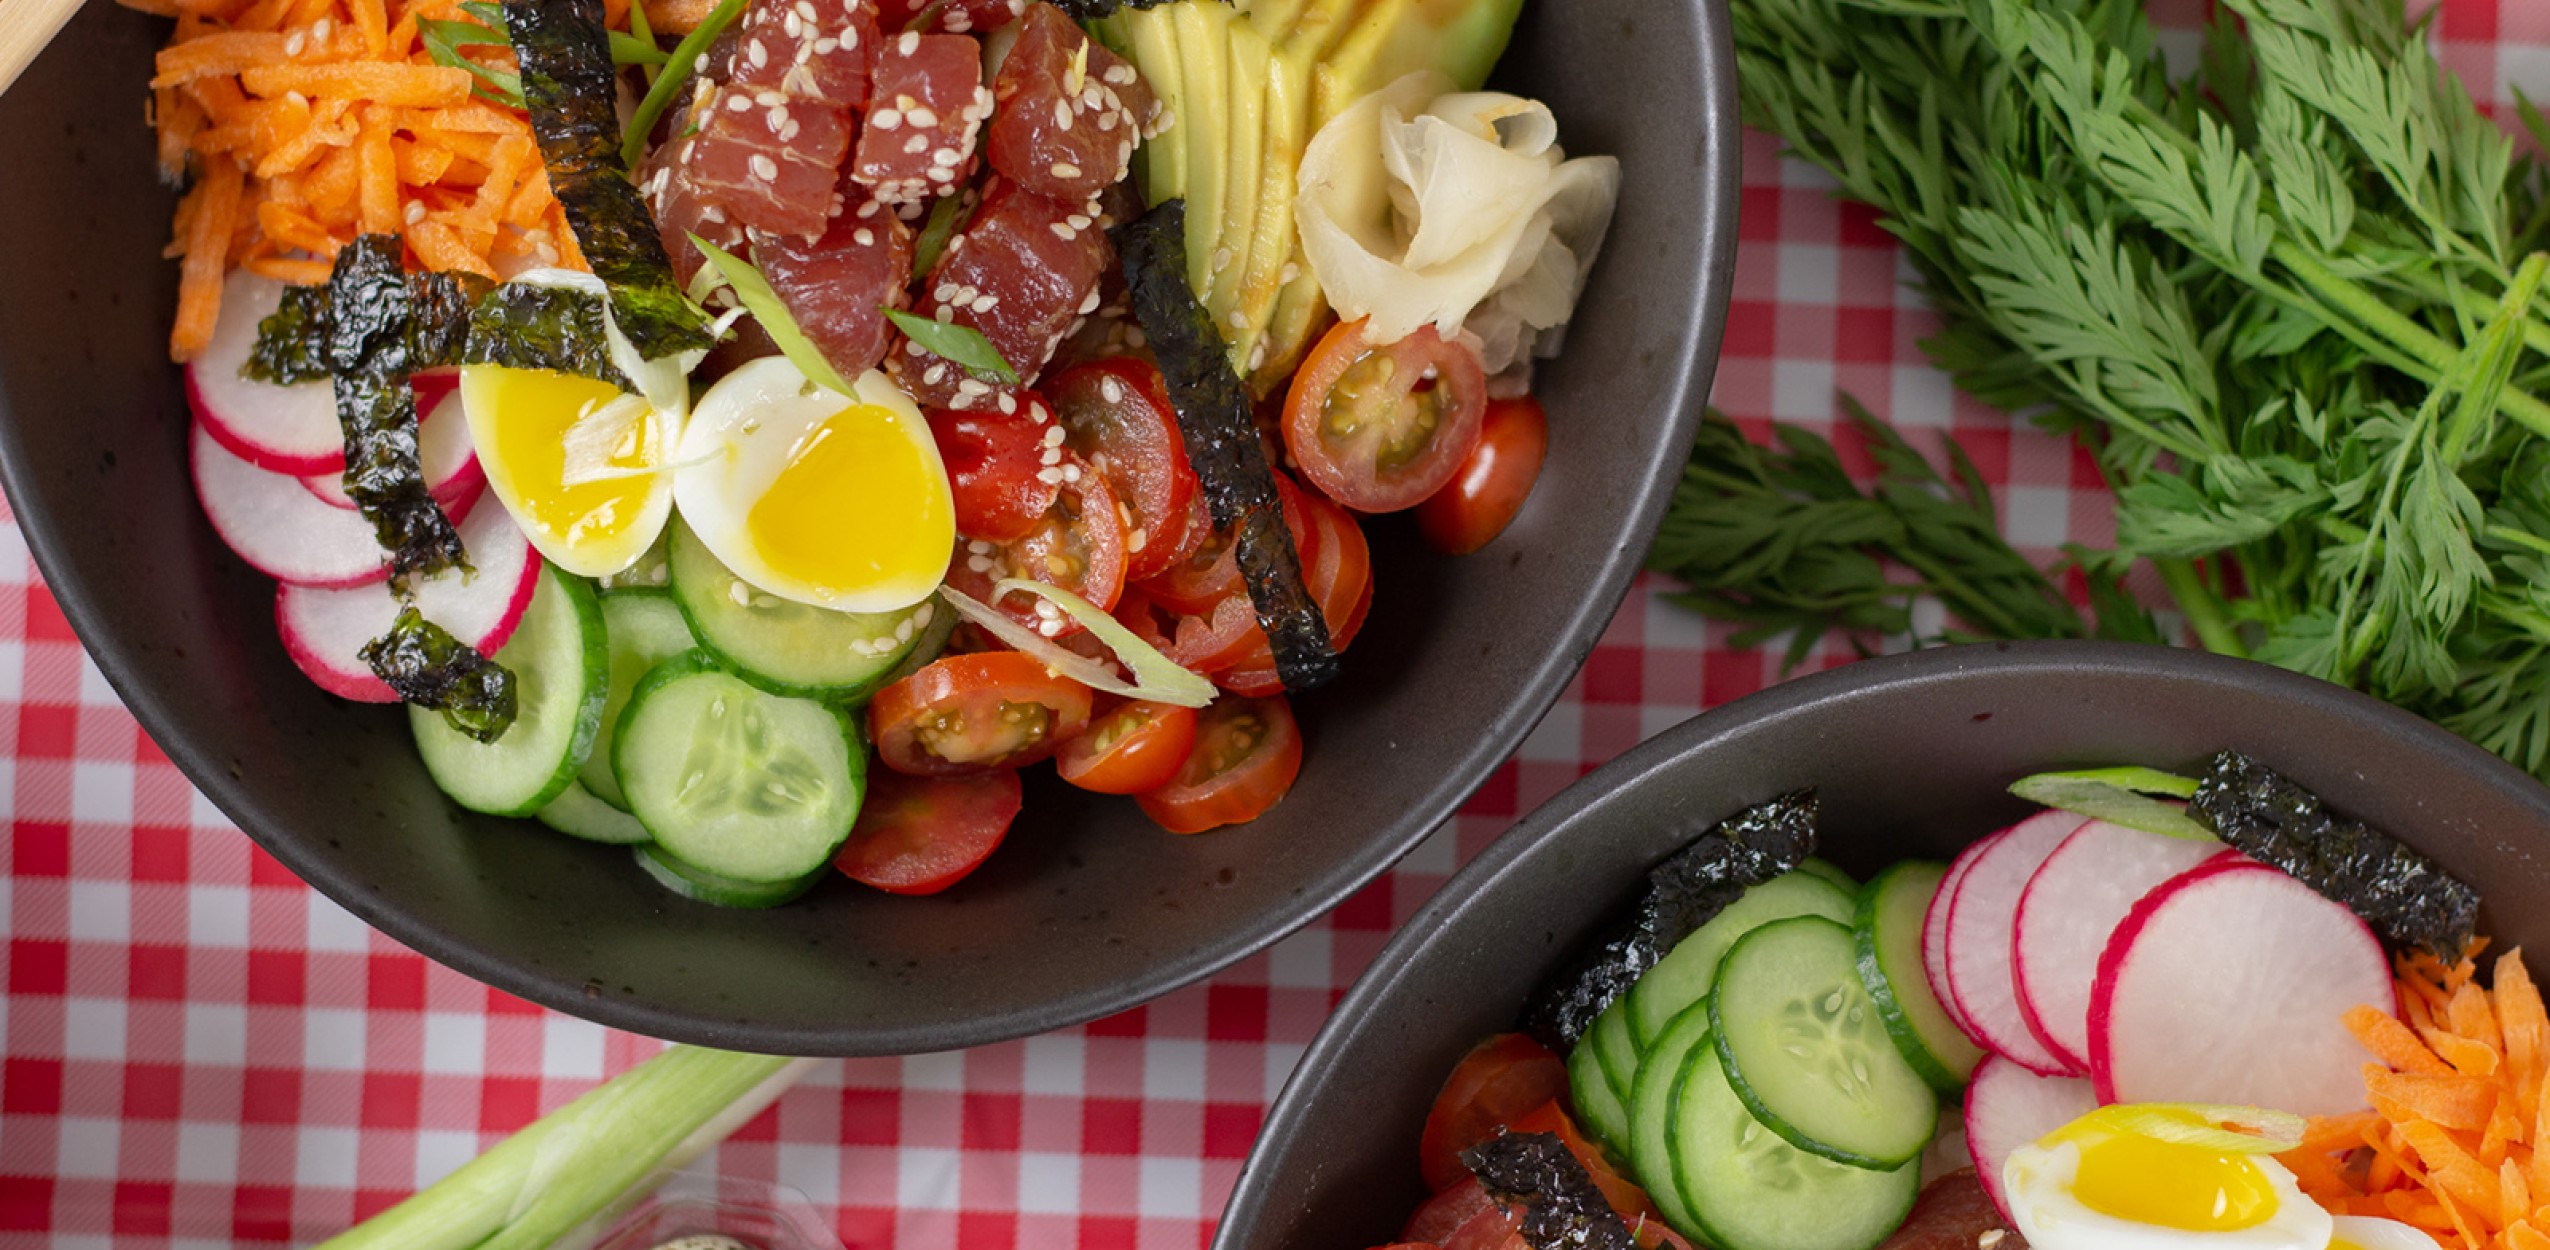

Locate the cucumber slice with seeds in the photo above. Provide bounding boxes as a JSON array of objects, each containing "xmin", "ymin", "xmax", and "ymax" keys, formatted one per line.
[
  {"xmin": 583, "ymin": 589, "xmax": 699, "ymax": 809},
  {"xmin": 667, "ymin": 516, "xmax": 934, "ymax": 700},
  {"xmin": 1667, "ymin": 1039, "xmax": 1918, "ymax": 1250},
  {"xmin": 1709, "ymin": 916, "xmax": 1938, "ymax": 1170},
  {"xmin": 615, "ymin": 651, "xmax": 866, "ymax": 884},
  {"xmin": 413, "ymin": 565, "xmax": 608, "ymax": 818},
  {"xmin": 1854, "ymin": 862, "xmax": 1985, "ymax": 1091},
  {"xmin": 1628, "ymin": 873, "xmax": 1855, "ymax": 1048}
]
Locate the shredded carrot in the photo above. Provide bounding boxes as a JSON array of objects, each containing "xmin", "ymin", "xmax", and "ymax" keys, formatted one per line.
[
  {"xmin": 2356, "ymin": 1004, "xmax": 2460, "ymax": 1075},
  {"xmin": 244, "ymin": 254, "xmax": 337, "ymax": 284},
  {"xmin": 171, "ymin": 158, "xmax": 244, "ymax": 359},
  {"xmin": 152, "ymin": 31, "xmax": 291, "ymax": 87}
]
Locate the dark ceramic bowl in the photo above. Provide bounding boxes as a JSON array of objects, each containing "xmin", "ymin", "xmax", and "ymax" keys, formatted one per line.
[
  {"xmin": 1216, "ymin": 641, "xmax": 2550, "ymax": 1249},
  {"xmin": 0, "ymin": 0, "xmax": 1736, "ymax": 1052}
]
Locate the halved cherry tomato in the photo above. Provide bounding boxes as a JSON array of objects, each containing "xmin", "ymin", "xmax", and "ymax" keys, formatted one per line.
[
  {"xmin": 1418, "ymin": 395, "xmax": 1549, "ymax": 556},
  {"xmin": 1047, "ymin": 358, "xmax": 1207, "ymax": 583},
  {"xmin": 1283, "ymin": 319, "xmax": 1489, "ymax": 513},
  {"xmin": 1056, "ymin": 699, "xmax": 1199, "ymax": 794},
  {"xmin": 1141, "ymin": 474, "xmax": 1310, "ymax": 615},
  {"xmin": 927, "ymin": 405, "xmax": 1061, "ymax": 543},
  {"xmin": 942, "ymin": 452, "xmax": 1128, "ymax": 635},
  {"xmin": 869, "ymin": 652, "xmax": 1095, "ymax": 776},
  {"xmin": 1213, "ymin": 489, "xmax": 1372, "ymax": 696},
  {"xmin": 832, "ymin": 768, "xmax": 1023, "ymax": 895},
  {"xmin": 1417, "ymin": 1033, "xmax": 1569, "ymax": 1192},
  {"xmin": 1135, "ymin": 693, "xmax": 1304, "ymax": 834}
]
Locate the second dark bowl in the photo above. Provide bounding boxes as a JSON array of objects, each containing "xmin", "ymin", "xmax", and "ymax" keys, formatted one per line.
[
  {"xmin": 0, "ymin": 0, "xmax": 1736, "ymax": 1051},
  {"xmin": 1216, "ymin": 641, "xmax": 2550, "ymax": 1249}
]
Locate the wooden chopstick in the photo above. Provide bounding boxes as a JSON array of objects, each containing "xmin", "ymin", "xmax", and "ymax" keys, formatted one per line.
[{"xmin": 0, "ymin": 0, "xmax": 88, "ymax": 97}]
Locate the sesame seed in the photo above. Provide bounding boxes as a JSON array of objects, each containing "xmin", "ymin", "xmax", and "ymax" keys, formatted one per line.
[
  {"xmin": 871, "ymin": 107, "xmax": 902, "ymax": 130},
  {"xmin": 701, "ymin": 206, "xmax": 726, "ymax": 224},
  {"xmin": 403, "ymin": 200, "xmax": 425, "ymax": 225},
  {"xmin": 1038, "ymin": 618, "xmax": 1064, "ymax": 637},
  {"xmin": 748, "ymin": 39, "xmax": 769, "ymax": 67},
  {"xmin": 1106, "ymin": 64, "xmax": 1135, "ymax": 86},
  {"xmin": 1228, "ymin": 310, "xmax": 1248, "ymax": 330},
  {"xmin": 1210, "ymin": 247, "xmax": 1232, "ymax": 273},
  {"xmin": 972, "ymin": 294, "xmax": 998, "ymax": 313},
  {"xmin": 783, "ymin": 10, "xmax": 803, "ymax": 35},
  {"xmin": 904, "ymin": 134, "xmax": 929, "ymax": 154},
  {"xmin": 908, "ymin": 106, "xmax": 939, "ymax": 128},
  {"xmin": 898, "ymin": 30, "xmax": 920, "ymax": 54},
  {"xmin": 696, "ymin": 53, "xmax": 710, "ymax": 73},
  {"xmin": 854, "ymin": 228, "xmax": 875, "ymax": 246},
  {"xmin": 931, "ymin": 147, "xmax": 960, "ymax": 166},
  {"xmin": 1050, "ymin": 223, "xmax": 1076, "ymax": 240},
  {"xmin": 1280, "ymin": 263, "xmax": 1300, "ymax": 283},
  {"xmin": 857, "ymin": 200, "xmax": 882, "ymax": 219},
  {"xmin": 1078, "ymin": 288, "xmax": 1102, "ymax": 314},
  {"xmin": 781, "ymin": 119, "xmax": 800, "ymax": 140},
  {"xmin": 1097, "ymin": 111, "xmax": 1118, "ymax": 133},
  {"xmin": 284, "ymin": 31, "xmax": 305, "ymax": 55},
  {"xmin": 312, "ymin": 16, "xmax": 331, "ymax": 40},
  {"xmin": 1040, "ymin": 446, "xmax": 1063, "ymax": 467},
  {"xmin": 728, "ymin": 94, "xmax": 752, "ymax": 112},
  {"xmin": 1035, "ymin": 466, "xmax": 1063, "ymax": 484},
  {"xmin": 1062, "ymin": 464, "xmax": 1082, "ymax": 483},
  {"xmin": 1051, "ymin": 161, "xmax": 1082, "ymax": 180},
  {"xmin": 750, "ymin": 154, "xmax": 779, "ymax": 181},
  {"xmin": 967, "ymin": 555, "xmax": 996, "ymax": 573},
  {"xmin": 1056, "ymin": 99, "xmax": 1076, "ymax": 128},
  {"xmin": 924, "ymin": 364, "xmax": 946, "ymax": 384},
  {"xmin": 958, "ymin": 379, "xmax": 989, "ymax": 397},
  {"xmin": 935, "ymin": 305, "xmax": 955, "ymax": 322}
]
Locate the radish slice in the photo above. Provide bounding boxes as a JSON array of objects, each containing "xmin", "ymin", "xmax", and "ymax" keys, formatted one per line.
[
  {"xmin": 2012, "ymin": 820, "xmax": 2224, "ymax": 1072},
  {"xmin": 188, "ymin": 271, "xmax": 346, "ymax": 475},
  {"xmin": 192, "ymin": 421, "xmax": 398, "ymax": 588},
  {"xmin": 1944, "ymin": 809, "xmax": 2085, "ymax": 1075},
  {"xmin": 273, "ymin": 503, "xmax": 541, "ymax": 701},
  {"xmin": 1964, "ymin": 1054, "xmax": 2097, "ymax": 1220},
  {"xmin": 301, "ymin": 389, "xmax": 485, "ymax": 511},
  {"xmin": 1925, "ymin": 830, "xmax": 2000, "ymax": 1041},
  {"xmin": 2090, "ymin": 860, "xmax": 2392, "ymax": 1114}
]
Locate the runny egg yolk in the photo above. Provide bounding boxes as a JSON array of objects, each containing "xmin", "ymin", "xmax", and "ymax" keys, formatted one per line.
[
  {"xmin": 2043, "ymin": 1117, "xmax": 2281, "ymax": 1233},
  {"xmin": 744, "ymin": 401, "xmax": 952, "ymax": 596},
  {"xmin": 476, "ymin": 367, "xmax": 660, "ymax": 548}
]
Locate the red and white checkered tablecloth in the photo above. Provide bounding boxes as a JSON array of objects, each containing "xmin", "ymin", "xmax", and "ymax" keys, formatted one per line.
[{"xmin": 6, "ymin": 3, "xmax": 2546, "ymax": 1245}]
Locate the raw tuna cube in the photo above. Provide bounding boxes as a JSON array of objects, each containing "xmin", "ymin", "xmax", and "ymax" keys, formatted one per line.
[
  {"xmin": 685, "ymin": 81, "xmax": 857, "ymax": 239},
  {"xmin": 730, "ymin": 0, "xmax": 877, "ymax": 108},
  {"xmin": 891, "ymin": 176, "xmax": 1110, "ymax": 408},
  {"xmin": 757, "ymin": 184, "xmax": 917, "ymax": 378},
  {"xmin": 643, "ymin": 120, "xmax": 749, "ymax": 288},
  {"xmin": 987, "ymin": 2, "xmax": 1155, "ymax": 203},
  {"xmin": 874, "ymin": 0, "xmax": 1024, "ymax": 34},
  {"xmin": 853, "ymin": 30, "xmax": 992, "ymax": 206}
]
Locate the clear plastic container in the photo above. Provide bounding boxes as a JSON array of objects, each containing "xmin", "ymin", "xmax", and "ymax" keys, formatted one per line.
[{"xmin": 590, "ymin": 1178, "xmax": 844, "ymax": 1250}]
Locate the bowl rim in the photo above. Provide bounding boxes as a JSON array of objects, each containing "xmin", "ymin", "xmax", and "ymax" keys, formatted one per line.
[
  {"xmin": 1211, "ymin": 639, "xmax": 2550, "ymax": 1245},
  {"xmin": 0, "ymin": 0, "xmax": 1742, "ymax": 1052}
]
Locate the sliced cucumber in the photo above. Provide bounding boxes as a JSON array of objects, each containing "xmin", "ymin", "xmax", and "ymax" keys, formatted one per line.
[
  {"xmin": 537, "ymin": 779, "xmax": 651, "ymax": 844},
  {"xmin": 635, "ymin": 843, "xmax": 824, "ymax": 909},
  {"xmin": 865, "ymin": 592, "xmax": 957, "ymax": 697},
  {"xmin": 1590, "ymin": 996, "xmax": 1642, "ymax": 1107},
  {"xmin": 1796, "ymin": 857, "xmax": 1857, "ymax": 892},
  {"xmin": 413, "ymin": 565, "xmax": 608, "ymax": 817},
  {"xmin": 583, "ymin": 589, "xmax": 701, "ymax": 809},
  {"xmin": 1628, "ymin": 873, "xmax": 1855, "ymax": 1048},
  {"xmin": 1709, "ymin": 916, "xmax": 1938, "ymax": 1170},
  {"xmin": 666, "ymin": 516, "xmax": 935, "ymax": 700},
  {"xmin": 1855, "ymin": 862, "xmax": 1985, "ymax": 1091},
  {"xmin": 1627, "ymin": 1003, "xmax": 1714, "ymax": 1237},
  {"xmin": 614, "ymin": 652, "xmax": 867, "ymax": 882},
  {"xmin": 597, "ymin": 530, "xmax": 672, "ymax": 591},
  {"xmin": 1667, "ymin": 1039, "xmax": 1919, "ymax": 1250},
  {"xmin": 1568, "ymin": 1030, "xmax": 1632, "ymax": 1156}
]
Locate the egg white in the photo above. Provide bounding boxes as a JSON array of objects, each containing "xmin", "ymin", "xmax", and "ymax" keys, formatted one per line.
[
  {"xmin": 2004, "ymin": 1135, "xmax": 2333, "ymax": 1250},
  {"xmin": 2329, "ymin": 1216, "xmax": 2443, "ymax": 1250},
  {"xmin": 672, "ymin": 355, "xmax": 952, "ymax": 612}
]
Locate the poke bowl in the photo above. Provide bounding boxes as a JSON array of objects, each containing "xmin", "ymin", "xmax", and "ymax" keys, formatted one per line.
[
  {"xmin": 0, "ymin": 0, "xmax": 1736, "ymax": 1052},
  {"xmin": 1218, "ymin": 641, "xmax": 2550, "ymax": 1250}
]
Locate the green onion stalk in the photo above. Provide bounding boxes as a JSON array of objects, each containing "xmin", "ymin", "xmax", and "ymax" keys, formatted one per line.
[{"xmin": 315, "ymin": 1046, "xmax": 817, "ymax": 1250}]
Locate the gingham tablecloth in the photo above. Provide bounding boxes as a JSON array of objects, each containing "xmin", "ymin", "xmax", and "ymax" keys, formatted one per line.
[{"xmin": 6, "ymin": 5, "xmax": 2546, "ymax": 1244}]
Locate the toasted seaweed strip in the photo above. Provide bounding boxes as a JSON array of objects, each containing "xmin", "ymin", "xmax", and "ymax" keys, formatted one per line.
[
  {"xmin": 1117, "ymin": 201, "xmax": 1337, "ymax": 690},
  {"xmin": 507, "ymin": 0, "xmax": 714, "ymax": 360},
  {"xmin": 2190, "ymin": 751, "xmax": 2481, "ymax": 960},
  {"xmin": 360, "ymin": 608, "xmax": 519, "ymax": 741},
  {"xmin": 1520, "ymin": 790, "xmax": 1819, "ymax": 1049},
  {"xmin": 327, "ymin": 236, "xmax": 469, "ymax": 583},
  {"xmin": 247, "ymin": 272, "xmax": 490, "ymax": 385},
  {"xmin": 1460, "ymin": 1131, "xmax": 1638, "ymax": 1250},
  {"xmin": 461, "ymin": 283, "xmax": 636, "ymax": 389}
]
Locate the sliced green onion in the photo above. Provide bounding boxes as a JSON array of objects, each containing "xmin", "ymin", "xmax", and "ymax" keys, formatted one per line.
[
  {"xmin": 311, "ymin": 1046, "xmax": 812, "ymax": 1250},
  {"xmin": 420, "ymin": 20, "xmax": 525, "ymax": 107},
  {"xmin": 2098, "ymin": 1103, "xmax": 2306, "ymax": 1154},
  {"xmin": 626, "ymin": 0, "xmax": 658, "ymax": 84},
  {"xmin": 885, "ymin": 307, "xmax": 1021, "ymax": 384},
  {"xmin": 622, "ymin": 0, "xmax": 749, "ymax": 168},
  {"xmin": 911, "ymin": 194, "xmax": 967, "ymax": 278},
  {"xmin": 686, "ymin": 234, "xmax": 860, "ymax": 399},
  {"xmin": 938, "ymin": 584, "xmax": 1216, "ymax": 707},
  {"xmin": 996, "ymin": 577, "xmax": 1216, "ymax": 707},
  {"xmin": 2009, "ymin": 766, "xmax": 2214, "ymax": 842}
]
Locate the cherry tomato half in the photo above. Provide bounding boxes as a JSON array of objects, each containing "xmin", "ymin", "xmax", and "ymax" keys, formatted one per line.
[
  {"xmin": 1056, "ymin": 699, "xmax": 1199, "ymax": 794},
  {"xmin": 1135, "ymin": 693, "xmax": 1303, "ymax": 834},
  {"xmin": 1213, "ymin": 488, "xmax": 1373, "ymax": 697},
  {"xmin": 927, "ymin": 405, "xmax": 1061, "ymax": 543},
  {"xmin": 1047, "ymin": 357, "xmax": 1207, "ymax": 583},
  {"xmin": 870, "ymin": 652, "xmax": 1095, "ymax": 776},
  {"xmin": 1140, "ymin": 473, "xmax": 1310, "ymax": 615},
  {"xmin": 1417, "ymin": 395, "xmax": 1549, "ymax": 556},
  {"xmin": 1283, "ymin": 319, "xmax": 1489, "ymax": 513},
  {"xmin": 832, "ymin": 768, "xmax": 1023, "ymax": 895},
  {"xmin": 1416, "ymin": 1033, "xmax": 1569, "ymax": 1192},
  {"xmin": 942, "ymin": 452, "xmax": 1129, "ymax": 635}
]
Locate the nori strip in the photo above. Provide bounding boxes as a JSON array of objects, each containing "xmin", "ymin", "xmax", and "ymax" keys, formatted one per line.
[
  {"xmin": 2190, "ymin": 750, "xmax": 2482, "ymax": 960},
  {"xmin": 360, "ymin": 608, "xmax": 519, "ymax": 742},
  {"xmin": 327, "ymin": 235, "xmax": 468, "ymax": 583},
  {"xmin": 1048, "ymin": 0, "xmax": 1177, "ymax": 17},
  {"xmin": 1519, "ymin": 790, "xmax": 1819, "ymax": 1049},
  {"xmin": 507, "ymin": 0, "xmax": 714, "ymax": 360},
  {"xmin": 1116, "ymin": 200, "xmax": 1337, "ymax": 690},
  {"xmin": 460, "ymin": 283, "xmax": 636, "ymax": 389},
  {"xmin": 1460, "ymin": 1131, "xmax": 1638, "ymax": 1250},
  {"xmin": 246, "ymin": 271, "xmax": 491, "ymax": 385}
]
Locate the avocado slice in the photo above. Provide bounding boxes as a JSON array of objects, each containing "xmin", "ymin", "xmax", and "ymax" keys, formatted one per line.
[
  {"xmin": 1171, "ymin": 1, "xmax": 1233, "ymax": 303},
  {"xmin": 1230, "ymin": 37, "xmax": 1309, "ymax": 377},
  {"xmin": 1107, "ymin": 7, "xmax": 1189, "ymax": 203},
  {"xmin": 1211, "ymin": 19, "xmax": 1272, "ymax": 360},
  {"xmin": 1278, "ymin": 0, "xmax": 1374, "ymax": 66},
  {"xmin": 1244, "ymin": 0, "xmax": 1314, "ymax": 42}
]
